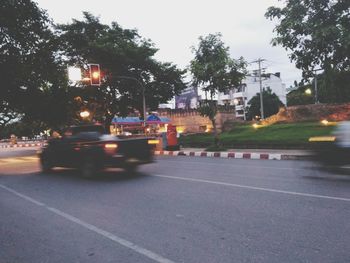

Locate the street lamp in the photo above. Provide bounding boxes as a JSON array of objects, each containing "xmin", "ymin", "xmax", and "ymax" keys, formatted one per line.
[
  {"xmin": 305, "ymin": 88, "xmax": 312, "ymax": 95},
  {"xmin": 80, "ymin": 110, "xmax": 90, "ymax": 119}
]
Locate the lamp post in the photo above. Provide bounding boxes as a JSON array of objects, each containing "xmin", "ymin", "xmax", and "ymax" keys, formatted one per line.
[
  {"xmin": 116, "ymin": 76, "xmax": 146, "ymax": 127},
  {"xmin": 305, "ymin": 88, "xmax": 312, "ymax": 95}
]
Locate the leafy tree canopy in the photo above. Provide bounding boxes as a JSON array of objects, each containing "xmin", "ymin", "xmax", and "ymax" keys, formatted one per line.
[
  {"xmin": 190, "ymin": 33, "xmax": 246, "ymax": 98},
  {"xmin": 246, "ymin": 88, "xmax": 284, "ymax": 120},
  {"xmin": 265, "ymin": 0, "xmax": 350, "ymax": 78},
  {"xmin": 0, "ymin": 0, "xmax": 70, "ymax": 127},
  {"xmin": 287, "ymin": 82, "xmax": 314, "ymax": 106},
  {"xmin": 190, "ymin": 33, "xmax": 246, "ymax": 144},
  {"xmin": 57, "ymin": 13, "xmax": 186, "ymax": 129}
]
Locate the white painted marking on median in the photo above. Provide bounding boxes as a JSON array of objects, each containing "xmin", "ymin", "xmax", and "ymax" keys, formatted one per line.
[
  {"xmin": 250, "ymin": 153, "xmax": 260, "ymax": 160},
  {"xmin": 207, "ymin": 152, "xmax": 215, "ymax": 157},
  {"xmin": 235, "ymin": 152, "xmax": 243, "ymax": 159},
  {"xmin": 269, "ymin": 154, "xmax": 281, "ymax": 160},
  {"xmin": 153, "ymin": 174, "xmax": 350, "ymax": 203},
  {"xmin": 221, "ymin": 152, "xmax": 229, "ymax": 158},
  {"xmin": 0, "ymin": 184, "xmax": 176, "ymax": 263}
]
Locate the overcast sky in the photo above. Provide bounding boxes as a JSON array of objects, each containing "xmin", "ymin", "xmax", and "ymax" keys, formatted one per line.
[{"xmin": 35, "ymin": 0, "xmax": 302, "ymax": 88}]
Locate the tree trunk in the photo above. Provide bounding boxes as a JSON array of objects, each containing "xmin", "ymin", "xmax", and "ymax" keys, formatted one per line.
[
  {"xmin": 211, "ymin": 118, "xmax": 219, "ymax": 146},
  {"xmin": 104, "ymin": 113, "xmax": 114, "ymax": 134}
]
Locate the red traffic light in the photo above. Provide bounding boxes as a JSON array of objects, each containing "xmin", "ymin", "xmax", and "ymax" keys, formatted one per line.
[{"xmin": 89, "ymin": 64, "xmax": 101, "ymax": 86}]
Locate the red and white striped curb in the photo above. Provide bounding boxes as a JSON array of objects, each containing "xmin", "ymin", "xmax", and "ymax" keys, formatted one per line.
[
  {"xmin": 0, "ymin": 143, "xmax": 44, "ymax": 149},
  {"xmin": 155, "ymin": 151, "xmax": 282, "ymax": 160}
]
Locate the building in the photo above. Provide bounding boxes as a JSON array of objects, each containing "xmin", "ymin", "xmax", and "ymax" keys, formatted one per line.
[{"xmin": 197, "ymin": 73, "xmax": 286, "ymax": 119}]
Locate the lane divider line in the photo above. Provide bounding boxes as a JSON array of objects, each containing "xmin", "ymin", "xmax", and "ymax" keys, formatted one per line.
[
  {"xmin": 0, "ymin": 184, "xmax": 176, "ymax": 263},
  {"xmin": 153, "ymin": 174, "xmax": 350, "ymax": 203}
]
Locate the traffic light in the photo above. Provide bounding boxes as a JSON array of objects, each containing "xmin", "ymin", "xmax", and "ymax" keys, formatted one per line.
[{"xmin": 89, "ymin": 64, "xmax": 101, "ymax": 86}]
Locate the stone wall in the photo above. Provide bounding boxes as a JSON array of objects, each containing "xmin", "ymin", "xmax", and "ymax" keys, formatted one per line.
[
  {"xmin": 261, "ymin": 103, "xmax": 350, "ymax": 125},
  {"xmin": 158, "ymin": 109, "xmax": 236, "ymax": 133}
]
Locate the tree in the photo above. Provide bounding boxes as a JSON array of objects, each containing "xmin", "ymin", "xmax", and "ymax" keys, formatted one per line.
[
  {"xmin": 286, "ymin": 81, "xmax": 314, "ymax": 106},
  {"xmin": 265, "ymin": 0, "xmax": 350, "ymax": 102},
  {"xmin": 57, "ymin": 13, "xmax": 186, "ymax": 131},
  {"xmin": 0, "ymin": 120, "xmax": 48, "ymax": 139},
  {"xmin": 287, "ymin": 89, "xmax": 314, "ymax": 106},
  {"xmin": 0, "ymin": 0, "xmax": 70, "ymax": 128},
  {"xmin": 246, "ymin": 88, "xmax": 284, "ymax": 120},
  {"xmin": 190, "ymin": 33, "xmax": 246, "ymax": 145}
]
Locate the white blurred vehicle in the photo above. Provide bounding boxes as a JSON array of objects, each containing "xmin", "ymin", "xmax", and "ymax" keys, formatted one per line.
[{"xmin": 312, "ymin": 121, "xmax": 350, "ymax": 166}]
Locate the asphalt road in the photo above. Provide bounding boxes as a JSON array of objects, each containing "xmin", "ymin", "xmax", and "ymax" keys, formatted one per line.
[
  {"xmin": 0, "ymin": 147, "xmax": 38, "ymax": 158},
  {"xmin": 1, "ymin": 150, "xmax": 350, "ymax": 263}
]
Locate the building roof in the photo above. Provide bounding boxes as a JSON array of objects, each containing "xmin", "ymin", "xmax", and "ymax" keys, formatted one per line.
[{"xmin": 112, "ymin": 115, "xmax": 170, "ymax": 125}]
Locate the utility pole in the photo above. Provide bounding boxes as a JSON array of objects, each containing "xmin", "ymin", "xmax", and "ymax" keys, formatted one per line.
[
  {"xmin": 258, "ymin": 59, "xmax": 264, "ymax": 119},
  {"xmin": 251, "ymin": 58, "xmax": 266, "ymax": 119}
]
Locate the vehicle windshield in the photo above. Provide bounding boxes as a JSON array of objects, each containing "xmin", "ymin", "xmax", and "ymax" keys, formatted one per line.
[{"xmin": 64, "ymin": 125, "xmax": 105, "ymax": 137}]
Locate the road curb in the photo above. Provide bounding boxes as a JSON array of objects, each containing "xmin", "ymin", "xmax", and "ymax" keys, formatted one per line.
[
  {"xmin": 155, "ymin": 150, "xmax": 312, "ymax": 161},
  {"xmin": 0, "ymin": 143, "xmax": 44, "ymax": 149}
]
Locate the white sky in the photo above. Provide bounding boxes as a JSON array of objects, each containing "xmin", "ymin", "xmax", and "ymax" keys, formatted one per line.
[{"xmin": 35, "ymin": 0, "xmax": 302, "ymax": 88}]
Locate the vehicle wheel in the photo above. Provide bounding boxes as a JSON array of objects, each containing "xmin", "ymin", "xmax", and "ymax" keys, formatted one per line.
[
  {"xmin": 125, "ymin": 165, "xmax": 138, "ymax": 174},
  {"xmin": 41, "ymin": 158, "xmax": 53, "ymax": 173},
  {"xmin": 80, "ymin": 158, "xmax": 100, "ymax": 179}
]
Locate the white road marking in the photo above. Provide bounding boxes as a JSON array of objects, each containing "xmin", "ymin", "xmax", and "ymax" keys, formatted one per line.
[
  {"xmin": 153, "ymin": 174, "xmax": 350, "ymax": 203},
  {"xmin": 0, "ymin": 184, "xmax": 176, "ymax": 263},
  {"xmin": 156, "ymin": 158, "xmax": 306, "ymax": 171}
]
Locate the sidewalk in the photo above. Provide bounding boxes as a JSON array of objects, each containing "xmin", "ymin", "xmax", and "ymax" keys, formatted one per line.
[{"xmin": 155, "ymin": 148, "xmax": 313, "ymax": 161}]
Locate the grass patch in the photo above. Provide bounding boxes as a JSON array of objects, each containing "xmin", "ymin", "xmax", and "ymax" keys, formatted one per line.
[
  {"xmin": 179, "ymin": 122, "xmax": 336, "ymax": 149},
  {"xmin": 205, "ymin": 145, "xmax": 228, "ymax": 152}
]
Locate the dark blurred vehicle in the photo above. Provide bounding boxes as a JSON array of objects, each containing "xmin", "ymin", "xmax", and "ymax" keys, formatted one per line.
[
  {"xmin": 38, "ymin": 124, "xmax": 157, "ymax": 177},
  {"xmin": 311, "ymin": 121, "xmax": 350, "ymax": 167}
]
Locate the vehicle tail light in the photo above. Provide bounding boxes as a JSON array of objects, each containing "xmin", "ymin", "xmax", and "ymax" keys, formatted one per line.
[
  {"xmin": 104, "ymin": 143, "xmax": 118, "ymax": 154},
  {"xmin": 148, "ymin": 139, "xmax": 159, "ymax": 145},
  {"xmin": 105, "ymin": 143, "xmax": 118, "ymax": 149}
]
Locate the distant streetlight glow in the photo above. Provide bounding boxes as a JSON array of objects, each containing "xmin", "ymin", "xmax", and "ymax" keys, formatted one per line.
[
  {"xmin": 305, "ymin": 88, "xmax": 312, "ymax": 95},
  {"xmin": 321, "ymin": 119, "xmax": 329, "ymax": 126},
  {"xmin": 80, "ymin": 110, "xmax": 90, "ymax": 119},
  {"xmin": 68, "ymin": 67, "xmax": 82, "ymax": 82}
]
